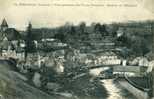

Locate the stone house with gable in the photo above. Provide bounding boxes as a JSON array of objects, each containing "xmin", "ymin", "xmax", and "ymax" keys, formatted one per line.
[{"xmin": 0, "ymin": 18, "xmax": 24, "ymax": 59}]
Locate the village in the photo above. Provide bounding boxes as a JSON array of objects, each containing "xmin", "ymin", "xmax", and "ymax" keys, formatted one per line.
[{"xmin": 0, "ymin": 18, "xmax": 154, "ymax": 99}]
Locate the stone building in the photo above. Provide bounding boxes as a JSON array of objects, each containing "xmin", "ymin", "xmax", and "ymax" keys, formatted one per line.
[{"xmin": 0, "ymin": 18, "xmax": 23, "ymax": 59}]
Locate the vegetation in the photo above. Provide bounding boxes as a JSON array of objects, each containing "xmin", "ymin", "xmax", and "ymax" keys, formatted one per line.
[{"xmin": 22, "ymin": 21, "xmax": 154, "ymax": 57}]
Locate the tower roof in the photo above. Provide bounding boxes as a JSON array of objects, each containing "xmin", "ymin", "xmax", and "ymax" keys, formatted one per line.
[{"xmin": 1, "ymin": 18, "xmax": 8, "ymax": 27}]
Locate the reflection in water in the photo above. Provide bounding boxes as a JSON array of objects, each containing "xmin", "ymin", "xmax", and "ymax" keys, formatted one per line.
[
  {"xmin": 102, "ymin": 79, "xmax": 122, "ymax": 99},
  {"xmin": 101, "ymin": 79, "xmax": 137, "ymax": 99}
]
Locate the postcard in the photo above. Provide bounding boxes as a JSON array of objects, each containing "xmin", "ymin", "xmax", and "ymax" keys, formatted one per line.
[{"xmin": 0, "ymin": 0, "xmax": 154, "ymax": 99}]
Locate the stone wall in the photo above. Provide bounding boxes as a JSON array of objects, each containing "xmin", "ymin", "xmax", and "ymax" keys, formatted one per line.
[{"xmin": 118, "ymin": 80, "xmax": 149, "ymax": 99}]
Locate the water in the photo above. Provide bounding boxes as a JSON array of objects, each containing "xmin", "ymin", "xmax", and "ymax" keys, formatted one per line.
[
  {"xmin": 89, "ymin": 68, "xmax": 137, "ymax": 99},
  {"xmin": 101, "ymin": 79, "xmax": 122, "ymax": 99},
  {"xmin": 101, "ymin": 79, "xmax": 136, "ymax": 99}
]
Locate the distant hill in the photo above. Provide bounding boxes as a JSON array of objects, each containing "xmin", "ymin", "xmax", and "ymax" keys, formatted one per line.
[{"xmin": 20, "ymin": 20, "xmax": 154, "ymax": 41}]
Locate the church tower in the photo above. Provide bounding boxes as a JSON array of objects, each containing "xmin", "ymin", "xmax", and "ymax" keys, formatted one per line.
[{"xmin": 1, "ymin": 18, "xmax": 8, "ymax": 32}]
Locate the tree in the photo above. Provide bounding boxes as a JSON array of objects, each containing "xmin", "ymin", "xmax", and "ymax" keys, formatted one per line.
[
  {"xmin": 54, "ymin": 33, "xmax": 65, "ymax": 42},
  {"xmin": 140, "ymin": 38, "xmax": 150, "ymax": 55},
  {"xmin": 70, "ymin": 25, "xmax": 76, "ymax": 35},
  {"xmin": 94, "ymin": 23, "xmax": 101, "ymax": 33},
  {"xmin": 79, "ymin": 22, "xmax": 86, "ymax": 34},
  {"xmin": 100, "ymin": 24, "xmax": 108, "ymax": 36},
  {"xmin": 130, "ymin": 36, "xmax": 150, "ymax": 56},
  {"xmin": 25, "ymin": 22, "xmax": 36, "ymax": 54},
  {"xmin": 117, "ymin": 35, "xmax": 129, "ymax": 46}
]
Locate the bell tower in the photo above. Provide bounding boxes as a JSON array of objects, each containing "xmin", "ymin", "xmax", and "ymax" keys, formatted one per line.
[{"xmin": 1, "ymin": 18, "xmax": 8, "ymax": 32}]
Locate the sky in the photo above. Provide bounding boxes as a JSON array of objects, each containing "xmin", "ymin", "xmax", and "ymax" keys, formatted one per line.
[{"xmin": 0, "ymin": 0, "xmax": 154, "ymax": 30}]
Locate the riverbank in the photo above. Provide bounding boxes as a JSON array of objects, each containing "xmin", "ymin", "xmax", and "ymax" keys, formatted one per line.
[
  {"xmin": 60, "ymin": 74, "xmax": 109, "ymax": 99},
  {"xmin": 115, "ymin": 78, "xmax": 149, "ymax": 99}
]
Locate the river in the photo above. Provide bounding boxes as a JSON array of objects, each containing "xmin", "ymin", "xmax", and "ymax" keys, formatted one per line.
[
  {"xmin": 101, "ymin": 79, "xmax": 137, "ymax": 99},
  {"xmin": 88, "ymin": 68, "xmax": 137, "ymax": 99}
]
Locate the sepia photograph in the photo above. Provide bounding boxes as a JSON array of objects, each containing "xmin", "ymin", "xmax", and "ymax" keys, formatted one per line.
[{"xmin": 0, "ymin": 0, "xmax": 154, "ymax": 99}]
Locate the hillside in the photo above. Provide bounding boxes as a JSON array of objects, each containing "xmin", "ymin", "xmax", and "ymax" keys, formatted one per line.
[{"xmin": 0, "ymin": 60, "xmax": 67, "ymax": 99}]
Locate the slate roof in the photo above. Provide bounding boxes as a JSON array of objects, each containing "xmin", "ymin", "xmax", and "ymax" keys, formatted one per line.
[
  {"xmin": 4, "ymin": 28, "xmax": 21, "ymax": 40},
  {"xmin": 1, "ymin": 19, "xmax": 8, "ymax": 27}
]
